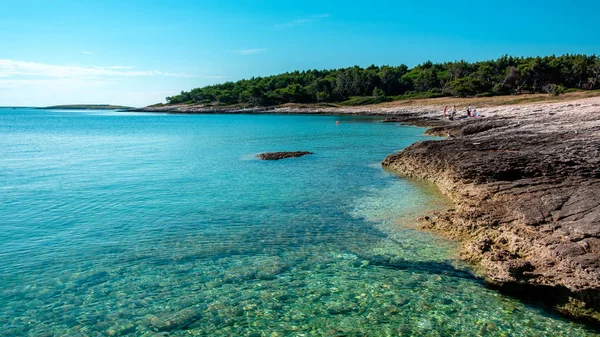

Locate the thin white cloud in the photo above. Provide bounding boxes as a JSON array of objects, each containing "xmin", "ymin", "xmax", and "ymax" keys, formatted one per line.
[
  {"xmin": 275, "ymin": 14, "xmax": 330, "ymax": 29},
  {"xmin": 0, "ymin": 59, "xmax": 228, "ymax": 106},
  {"xmin": 0, "ymin": 78, "xmax": 109, "ymax": 89},
  {"xmin": 81, "ymin": 51, "xmax": 94, "ymax": 55},
  {"xmin": 99, "ymin": 65, "xmax": 133, "ymax": 70},
  {"xmin": 234, "ymin": 48, "xmax": 267, "ymax": 55},
  {"xmin": 199, "ymin": 75, "xmax": 228, "ymax": 79},
  {"xmin": 0, "ymin": 59, "xmax": 192, "ymax": 78}
]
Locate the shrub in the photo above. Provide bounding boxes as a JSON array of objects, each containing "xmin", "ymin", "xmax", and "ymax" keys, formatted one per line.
[
  {"xmin": 372, "ymin": 87, "xmax": 385, "ymax": 97},
  {"xmin": 546, "ymin": 84, "xmax": 566, "ymax": 96}
]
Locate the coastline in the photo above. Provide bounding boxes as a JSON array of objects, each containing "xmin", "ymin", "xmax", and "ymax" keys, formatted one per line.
[
  {"xmin": 137, "ymin": 95, "xmax": 600, "ymax": 324},
  {"xmin": 382, "ymin": 96, "xmax": 600, "ymax": 324},
  {"xmin": 132, "ymin": 91, "xmax": 600, "ymax": 117}
]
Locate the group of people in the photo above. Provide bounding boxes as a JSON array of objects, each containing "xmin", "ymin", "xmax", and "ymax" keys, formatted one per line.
[{"xmin": 443, "ymin": 104, "xmax": 481, "ymax": 120}]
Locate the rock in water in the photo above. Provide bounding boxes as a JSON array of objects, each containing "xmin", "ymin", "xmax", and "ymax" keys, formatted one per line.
[
  {"xmin": 257, "ymin": 151, "xmax": 313, "ymax": 160},
  {"xmin": 149, "ymin": 305, "xmax": 207, "ymax": 332}
]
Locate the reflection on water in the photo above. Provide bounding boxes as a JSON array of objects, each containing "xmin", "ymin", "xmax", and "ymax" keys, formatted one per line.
[{"xmin": 0, "ymin": 108, "xmax": 597, "ymax": 336}]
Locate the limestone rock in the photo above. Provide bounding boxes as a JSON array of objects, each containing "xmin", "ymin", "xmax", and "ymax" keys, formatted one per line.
[
  {"xmin": 382, "ymin": 99, "xmax": 600, "ymax": 322},
  {"xmin": 258, "ymin": 151, "xmax": 313, "ymax": 160}
]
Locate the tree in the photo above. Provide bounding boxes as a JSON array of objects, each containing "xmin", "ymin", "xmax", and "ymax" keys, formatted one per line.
[
  {"xmin": 164, "ymin": 54, "xmax": 600, "ymax": 106},
  {"xmin": 587, "ymin": 59, "xmax": 600, "ymax": 89},
  {"xmin": 501, "ymin": 66, "xmax": 524, "ymax": 94},
  {"xmin": 412, "ymin": 68, "xmax": 439, "ymax": 92},
  {"xmin": 449, "ymin": 77, "xmax": 483, "ymax": 97}
]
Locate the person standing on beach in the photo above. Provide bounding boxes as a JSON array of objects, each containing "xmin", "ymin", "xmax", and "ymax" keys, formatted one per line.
[{"xmin": 443, "ymin": 105, "xmax": 448, "ymax": 118}]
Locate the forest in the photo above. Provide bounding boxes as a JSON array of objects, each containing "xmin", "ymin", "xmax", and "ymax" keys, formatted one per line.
[{"xmin": 165, "ymin": 54, "xmax": 600, "ymax": 106}]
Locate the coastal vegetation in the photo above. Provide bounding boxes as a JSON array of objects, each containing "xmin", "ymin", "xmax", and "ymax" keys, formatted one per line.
[{"xmin": 165, "ymin": 54, "xmax": 600, "ymax": 106}]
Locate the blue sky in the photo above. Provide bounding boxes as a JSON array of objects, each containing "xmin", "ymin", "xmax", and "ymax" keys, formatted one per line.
[{"xmin": 1, "ymin": 0, "xmax": 599, "ymax": 107}]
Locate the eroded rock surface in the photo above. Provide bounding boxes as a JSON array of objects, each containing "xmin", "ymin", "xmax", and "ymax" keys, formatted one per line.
[
  {"xmin": 258, "ymin": 151, "xmax": 313, "ymax": 160},
  {"xmin": 383, "ymin": 97, "xmax": 600, "ymax": 323}
]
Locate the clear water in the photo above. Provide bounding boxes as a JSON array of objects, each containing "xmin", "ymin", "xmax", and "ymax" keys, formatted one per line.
[{"xmin": 0, "ymin": 108, "xmax": 597, "ymax": 336}]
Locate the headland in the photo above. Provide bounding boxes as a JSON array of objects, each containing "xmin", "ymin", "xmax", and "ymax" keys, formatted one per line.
[{"xmin": 381, "ymin": 95, "xmax": 600, "ymax": 323}]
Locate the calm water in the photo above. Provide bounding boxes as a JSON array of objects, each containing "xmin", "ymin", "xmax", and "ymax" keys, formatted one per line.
[{"xmin": 0, "ymin": 108, "xmax": 597, "ymax": 336}]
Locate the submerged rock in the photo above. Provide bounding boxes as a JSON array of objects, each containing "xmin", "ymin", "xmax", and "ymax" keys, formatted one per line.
[
  {"xmin": 257, "ymin": 151, "xmax": 313, "ymax": 160},
  {"xmin": 106, "ymin": 322, "xmax": 136, "ymax": 336},
  {"xmin": 325, "ymin": 301, "xmax": 358, "ymax": 315},
  {"xmin": 149, "ymin": 305, "xmax": 207, "ymax": 332}
]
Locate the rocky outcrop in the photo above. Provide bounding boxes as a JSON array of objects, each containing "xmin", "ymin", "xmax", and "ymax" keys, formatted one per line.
[
  {"xmin": 258, "ymin": 151, "xmax": 313, "ymax": 160},
  {"xmin": 381, "ymin": 116, "xmax": 448, "ymax": 127},
  {"xmin": 383, "ymin": 97, "xmax": 600, "ymax": 323},
  {"xmin": 382, "ymin": 117, "xmax": 406, "ymax": 123}
]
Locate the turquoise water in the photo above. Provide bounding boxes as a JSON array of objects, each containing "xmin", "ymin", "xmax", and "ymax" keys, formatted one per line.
[{"xmin": 0, "ymin": 108, "xmax": 597, "ymax": 336}]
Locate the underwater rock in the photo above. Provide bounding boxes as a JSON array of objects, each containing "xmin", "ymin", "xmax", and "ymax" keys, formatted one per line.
[
  {"xmin": 149, "ymin": 304, "xmax": 207, "ymax": 332},
  {"xmin": 257, "ymin": 151, "xmax": 313, "ymax": 160},
  {"xmin": 325, "ymin": 301, "xmax": 358, "ymax": 315},
  {"xmin": 73, "ymin": 271, "xmax": 110, "ymax": 289},
  {"xmin": 255, "ymin": 258, "xmax": 289, "ymax": 280},
  {"xmin": 222, "ymin": 257, "xmax": 289, "ymax": 283},
  {"xmin": 106, "ymin": 322, "xmax": 136, "ymax": 336}
]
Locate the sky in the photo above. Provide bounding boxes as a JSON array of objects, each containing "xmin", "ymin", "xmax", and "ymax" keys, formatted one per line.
[{"xmin": 1, "ymin": 0, "xmax": 599, "ymax": 107}]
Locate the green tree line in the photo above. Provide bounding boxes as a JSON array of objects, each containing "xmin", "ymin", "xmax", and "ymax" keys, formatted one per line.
[{"xmin": 166, "ymin": 54, "xmax": 600, "ymax": 106}]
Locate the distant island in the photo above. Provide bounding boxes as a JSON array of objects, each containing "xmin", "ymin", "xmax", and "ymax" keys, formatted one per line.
[
  {"xmin": 162, "ymin": 54, "xmax": 600, "ymax": 108},
  {"xmin": 40, "ymin": 104, "xmax": 133, "ymax": 110}
]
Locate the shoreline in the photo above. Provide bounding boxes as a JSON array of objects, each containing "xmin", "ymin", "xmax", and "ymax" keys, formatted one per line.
[
  {"xmin": 382, "ymin": 96, "xmax": 600, "ymax": 324},
  {"xmin": 137, "ymin": 95, "xmax": 600, "ymax": 324},
  {"xmin": 132, "ymin": 91, "xmax": 600, "ymax": 117}
]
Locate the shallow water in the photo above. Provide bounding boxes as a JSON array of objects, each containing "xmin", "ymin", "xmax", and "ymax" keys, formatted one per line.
[{"xmin": 0, "ymin": 108, "xmax": 597, "ymax": 336}]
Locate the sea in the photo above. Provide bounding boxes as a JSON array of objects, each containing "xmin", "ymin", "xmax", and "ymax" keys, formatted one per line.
[{"xmin": 0, "ymin": 107, "xmax": 597, "ymax": 336}]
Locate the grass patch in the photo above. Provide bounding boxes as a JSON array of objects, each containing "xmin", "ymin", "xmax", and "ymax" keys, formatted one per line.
[
  {"xmin": 339, "ymin": 96, "xmax": 392, "ymax": 106},
  {"xmin": 392, "ymin": 91, "xmax": 449, "ymax": 101}
]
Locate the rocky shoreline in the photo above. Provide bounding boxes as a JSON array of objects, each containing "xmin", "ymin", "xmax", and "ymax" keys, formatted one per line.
[
  {"xmin": 383, "ymin": 96, "xmax": 600, "ymax": 323},
  {"xmin": 131, "ymin": 102, "xmax": 457, "ymax": 120}
]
